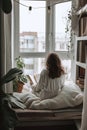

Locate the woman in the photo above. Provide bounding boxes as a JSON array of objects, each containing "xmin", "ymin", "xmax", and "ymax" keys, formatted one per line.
[{"xmin": 31, "ymin": 52, "xmax": 66, "ymax": 100}]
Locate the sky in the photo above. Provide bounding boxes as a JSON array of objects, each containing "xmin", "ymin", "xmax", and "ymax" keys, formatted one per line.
[
  {"xmin": 20, "ymin": 1, "xmax": 46, "ymax": 33},
  {"xmin": 19, "ymin": 0, "xmax": 71, "ymax": 34}
]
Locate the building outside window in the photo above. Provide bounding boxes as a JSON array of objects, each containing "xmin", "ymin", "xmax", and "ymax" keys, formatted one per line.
[{"xmin": 20, "ymin": 32, "xmax": 38, "ymax": 52}]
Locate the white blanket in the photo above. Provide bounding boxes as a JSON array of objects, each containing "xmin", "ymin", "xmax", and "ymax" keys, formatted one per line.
[{"xmin": 12, "ymin": 80, "xmax": 83, "ymax": 110}]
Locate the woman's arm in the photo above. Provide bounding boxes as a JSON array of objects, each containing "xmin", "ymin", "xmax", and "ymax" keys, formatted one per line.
[{"xmin": 32, "ymin": 69, "xmax": 47, "ymax": 92}]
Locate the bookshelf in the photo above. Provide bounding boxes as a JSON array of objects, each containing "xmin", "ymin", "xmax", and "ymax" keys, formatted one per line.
[{"xmin": 76, "ymin": 3, "xmax": 87, "ymax": 90}]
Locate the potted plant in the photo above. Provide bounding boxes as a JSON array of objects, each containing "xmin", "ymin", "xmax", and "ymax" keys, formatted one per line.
[
  {"xmin": 0, "ymin": 68, "xmax": 23, "ymax": 130},
  {"xmin": 13, "ymin": 56, "xmax": 27, "ymax": 92},
  {"xmin": 65, "ymin": 10, "xmax": 72, "ymax": 52}
]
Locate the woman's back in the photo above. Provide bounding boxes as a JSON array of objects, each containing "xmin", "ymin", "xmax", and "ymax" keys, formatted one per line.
[
  {"xmin": 32, "ymin": 53, "xmax": 66, "ymax": 100},
  {"xmin": 35, "ymin": 69, "xmax": 65, "ymax": 100}
]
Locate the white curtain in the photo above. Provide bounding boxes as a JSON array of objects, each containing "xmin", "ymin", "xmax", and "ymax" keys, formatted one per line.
[
  {"xmin": 0, "ymin": 11, "xmax": 5, "ymax": 77},
  {"xmin": 4, "ymin": 13, "xmax": 13, "ymax": 93},
  {"xmin": 0, "ymin": 10, "xmax": 12, "ymax": 93}
]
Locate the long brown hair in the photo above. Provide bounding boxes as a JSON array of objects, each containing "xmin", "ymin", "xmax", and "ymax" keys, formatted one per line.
[{"xmin": 46, "ymin": 53, "xmax": 65, "ymax": 79}]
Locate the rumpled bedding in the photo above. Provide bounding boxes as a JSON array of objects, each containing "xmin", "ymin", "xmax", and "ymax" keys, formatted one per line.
[{"xmin": 10, "ymin": 80, "xmax": 83, "ymax": 110}]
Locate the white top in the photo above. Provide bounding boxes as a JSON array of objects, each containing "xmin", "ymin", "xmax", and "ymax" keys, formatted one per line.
[{"xmin": 32, "ymin": 69, "xmax": 65, "ymax": 100}]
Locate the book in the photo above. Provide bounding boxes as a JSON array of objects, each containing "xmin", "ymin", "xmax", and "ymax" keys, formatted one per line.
[{"xmin": 27, "ymin": 75, "xmax": 37, "ymax": 85}]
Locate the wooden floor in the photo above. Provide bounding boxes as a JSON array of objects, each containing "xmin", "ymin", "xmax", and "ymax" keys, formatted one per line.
[{"xmin": 14, "ymin": 124, "xmax": 77, "ymax": 130}]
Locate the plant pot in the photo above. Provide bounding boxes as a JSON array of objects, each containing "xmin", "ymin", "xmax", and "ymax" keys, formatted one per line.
[{"xmin": 17, "ymin": 81, "xmax": 24, "ymax": 93}]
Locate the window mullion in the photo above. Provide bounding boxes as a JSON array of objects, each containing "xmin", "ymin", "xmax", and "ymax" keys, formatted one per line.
[
  {"xmin": 46, "ymin": 1, "xmax": 55, "ymax": 53},
  {"xmin": 45, "ymin": 1, "xmax": 51, "ymax": 54},
  {"xmin": 19, "ymin": 52, "xmax": 46, "ymax": 58},
  {"xmin": 14, "ymin": 0, "xmax": 20, "ymax": 60},
  {"xmin": 51, "ymin": 2, "xmax": 55, "ymax": 52}
]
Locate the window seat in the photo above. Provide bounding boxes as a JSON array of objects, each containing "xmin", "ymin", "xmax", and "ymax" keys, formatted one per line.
[
  {"xmin": 10, "ymin": 80, "xmax": 83, "ymax": 128},
  {"xmin": 13, "ymin": 104, "xmax": 82, "ymax": 127}
]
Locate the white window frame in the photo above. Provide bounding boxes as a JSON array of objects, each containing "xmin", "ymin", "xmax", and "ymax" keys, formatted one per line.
[{"xmin": 12, "ymin": 0, "xmax": 72, "ymax": 67}]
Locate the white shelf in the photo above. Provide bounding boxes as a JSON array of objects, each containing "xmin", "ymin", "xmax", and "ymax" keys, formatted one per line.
[
  {"xmin": 76, "ymin": 61, "xmax": 86, "ymax": 69},
  {"xmin": 76, "ymin": 36, "xmax": 87, "ymax": 41}
]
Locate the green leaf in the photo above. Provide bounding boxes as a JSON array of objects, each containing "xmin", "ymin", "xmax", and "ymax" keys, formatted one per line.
[{"xmin": 1, "ymin": 68, "xmax": 23, "ymax": 86}]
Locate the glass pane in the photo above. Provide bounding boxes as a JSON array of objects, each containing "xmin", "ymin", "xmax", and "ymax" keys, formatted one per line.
[
  {"xmin": 19, "ymin": 0, "xmax": 46, "ymax": 52},
  {"xmin": 23, "ymin": 58, "xmax": 71, "ymax": 80},
  {"xmin": 55, "ymin": 1, "xmax": 72, "ymax": 51},
  {"xmin": 23, "ymin": 58, "xmax": 45, "ymax": 75},
  {"xmin": 62, "ymin": 59, "xmax": 71, "ymax": 80}
]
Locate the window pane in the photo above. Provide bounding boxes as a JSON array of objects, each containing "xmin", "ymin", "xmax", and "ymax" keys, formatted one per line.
[
  {"xmin": 19, "ymin": 1, "xmax": 46, "ymax": 52},
  {"xmin": 62, "ymin": 59, "xmax": 71, "ymax": 80},
  {"xmin": 23, "ymin": 58, "xmax": 71, "ymax": 80},
  {"xmin": 23, "ymin": 58, "xmax": 45, "ymax": 75},
  {"xmin": 55, "ymin": 1, "xmax": 72, "ymax": 51}
]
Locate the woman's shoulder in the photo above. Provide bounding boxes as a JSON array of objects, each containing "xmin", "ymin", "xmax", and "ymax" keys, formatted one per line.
[{"xmin": 41, "ymin": 69, "xmax": 48, "ymax": 75}]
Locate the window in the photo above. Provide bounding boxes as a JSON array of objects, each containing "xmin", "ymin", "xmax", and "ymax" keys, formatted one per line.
[
  {"xmin": 55, "ymin": 1, "xmax": 71, "ymax": 51},
  {"xmin": 20, "ymin": 34, "xmax": 36, "ymax": 52},
  {"xmin": 23, "ymin": 58, "xmax": 45, "ymax": 75},
  {"xmin": 13, "ymin": 0, "xmax": 72, "ymax": 76},
  {"xmin": 19, "ymin": 0, "xmax": 46, "ymax": 52}
]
